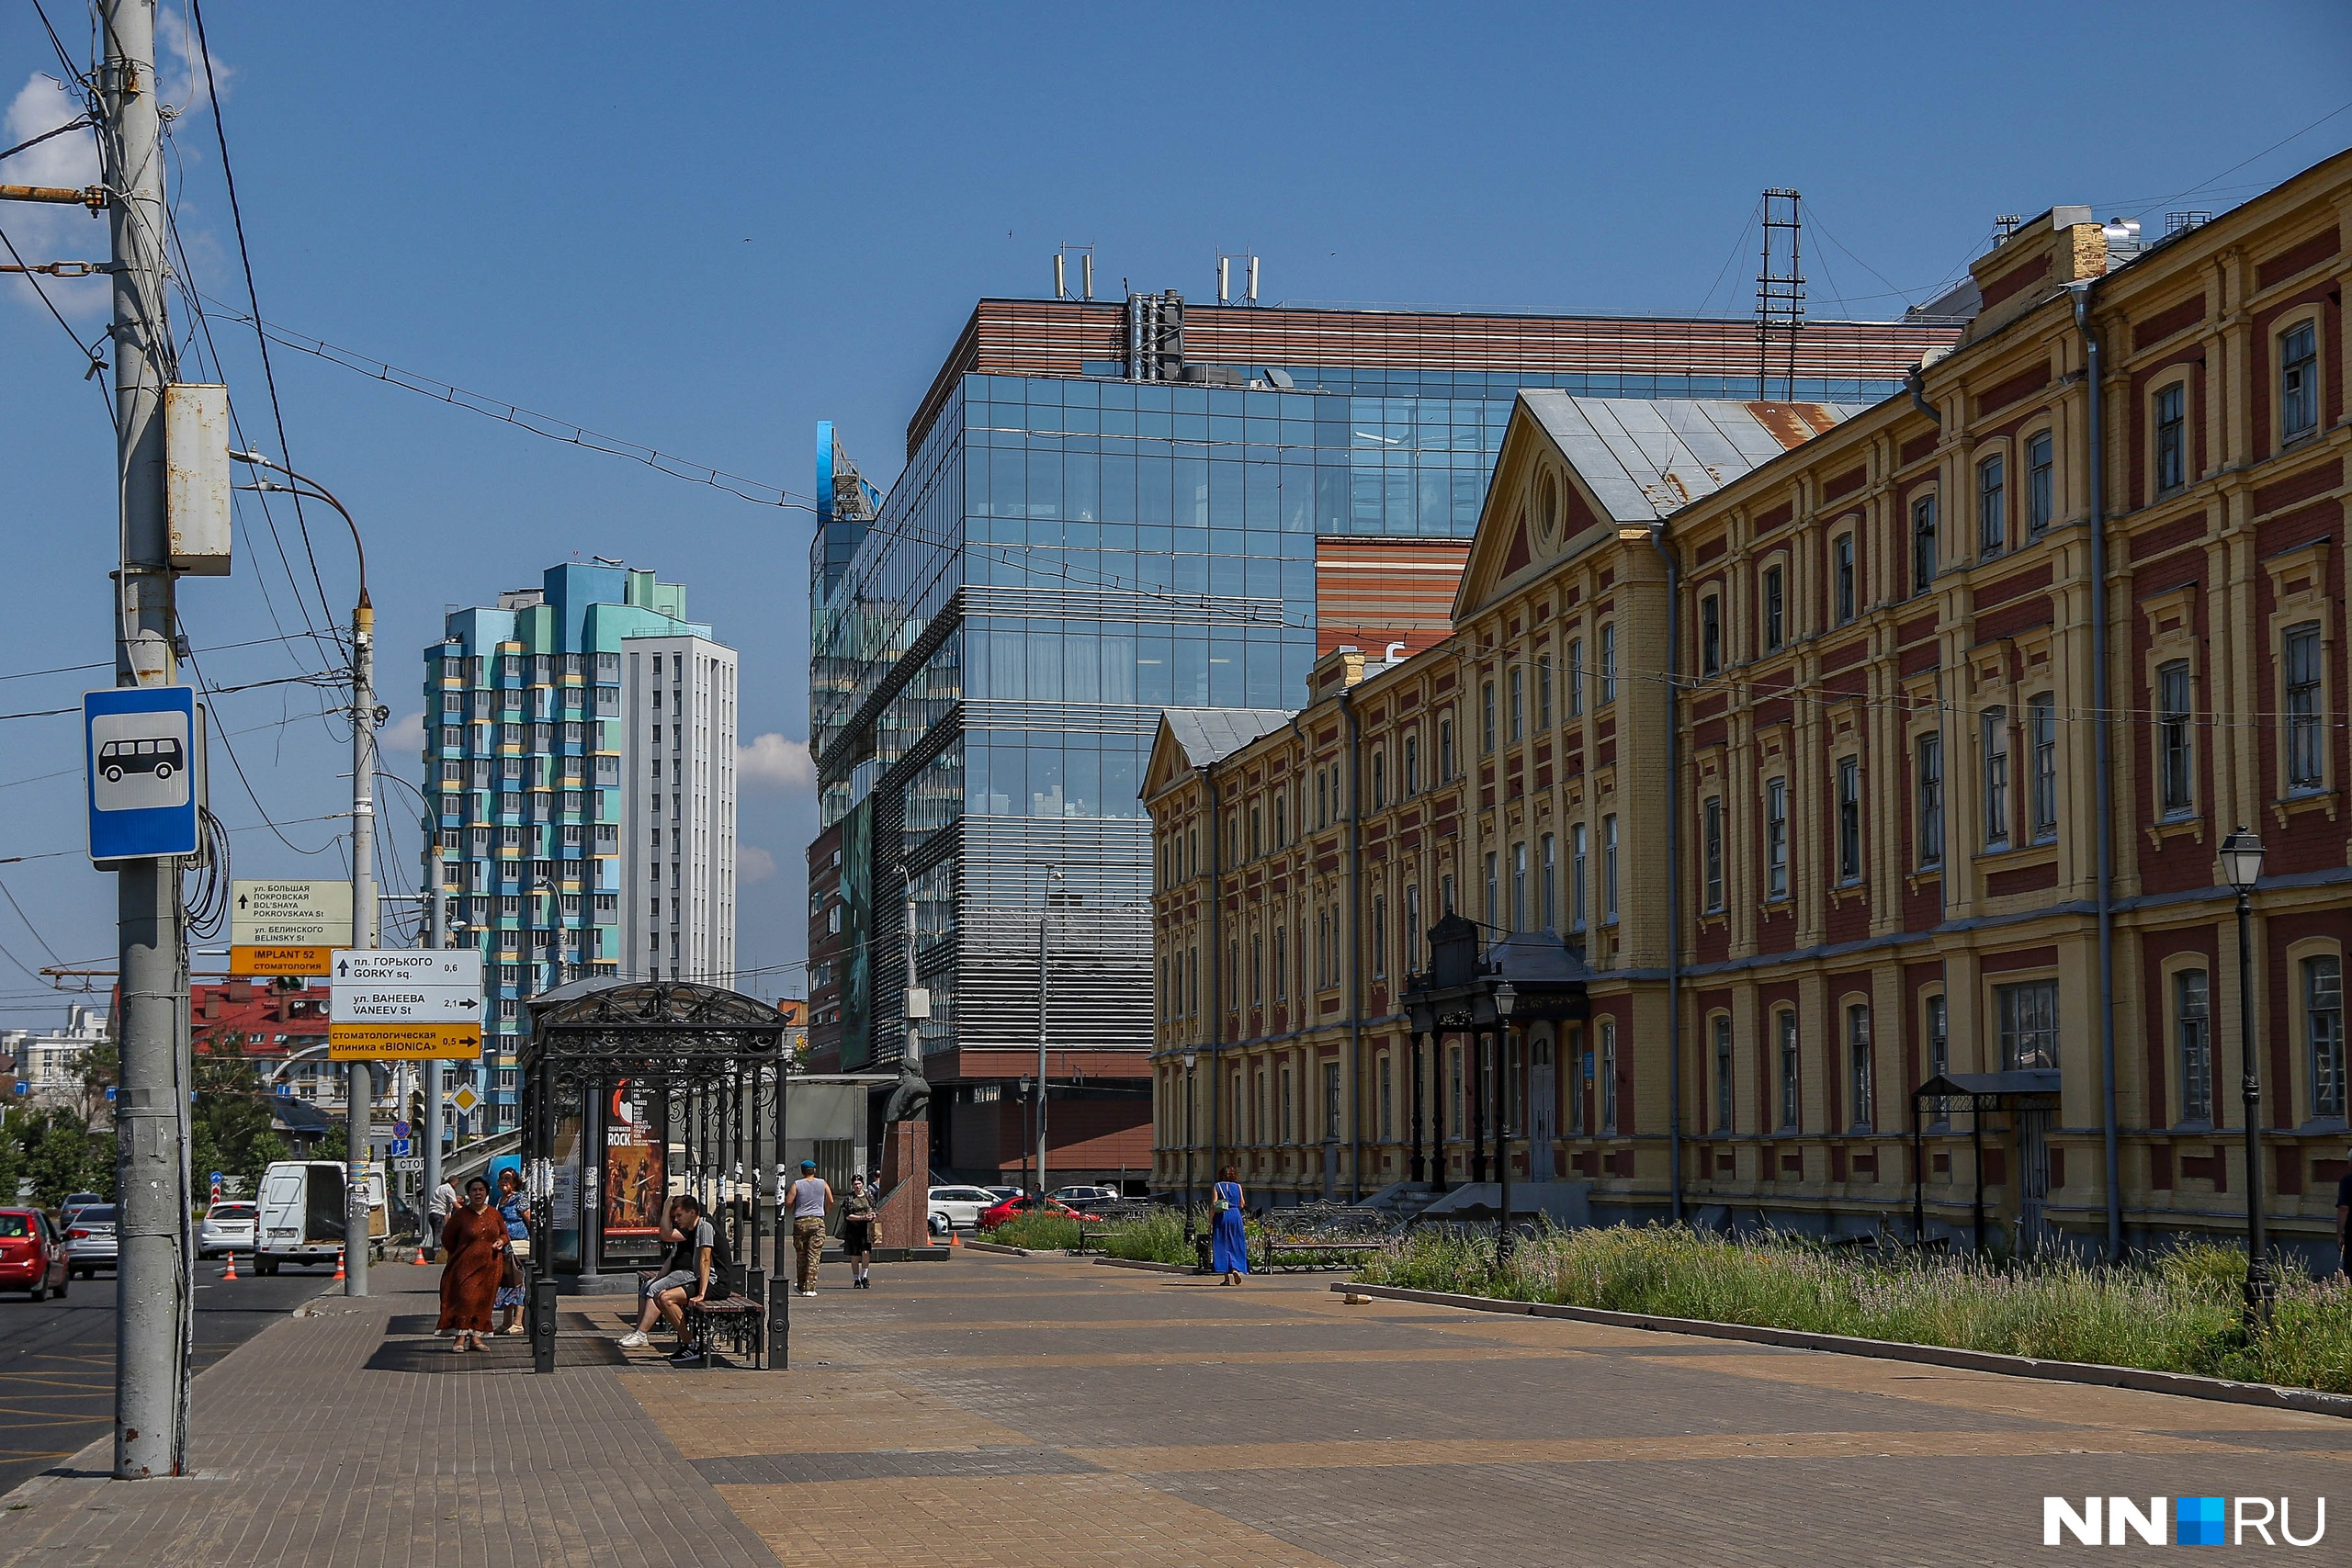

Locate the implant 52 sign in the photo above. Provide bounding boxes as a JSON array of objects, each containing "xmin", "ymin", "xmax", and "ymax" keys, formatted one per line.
[{"xmin": 329, "ymin": 950, "xmax": 484, "ymax": 1059}]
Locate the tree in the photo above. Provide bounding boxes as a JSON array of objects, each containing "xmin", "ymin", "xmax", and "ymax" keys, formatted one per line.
[
  {"xmin": 190, "ymin": 1033, "xmax": 289, "ymax": 1198},
  {"xmin": 22, "ymin": 1108, "xmax": 108, "ymax": 1207},
  {"xmin": 74, "ymin": 1040, "xmax": 120, "ymax": 1124}
]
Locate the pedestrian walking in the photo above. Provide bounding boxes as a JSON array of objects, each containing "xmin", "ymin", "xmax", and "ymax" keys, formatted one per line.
[
  {"xmin": 425, "ymin": 1174, "xmax": 458, "ymax": 1264},
  {"xmin": 1210, "ymin": 1164, "xmax": 1249, "ymax": 1285},
  {"xmin": 786, "ymin": 1159, "xmax": 831, "ymax": 1296},
  {"xmin": 492, "ymin": 1168, "xmax": 530, "ymax": 1335},
  {"xmin": 436, "ymin": 1177, "xmax": 505, "ymax": 1351},
  {"xmin": 839, "ymin": 1176, "xmax": 876, "ymax": 1290}
]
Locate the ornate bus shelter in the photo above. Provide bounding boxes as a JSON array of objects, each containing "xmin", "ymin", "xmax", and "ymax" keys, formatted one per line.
[{"xmin": 519, "ymin": 977, "xmax": 792, "ymax": 1372}]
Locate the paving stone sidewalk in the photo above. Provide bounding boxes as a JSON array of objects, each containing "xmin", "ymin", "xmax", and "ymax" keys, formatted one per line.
[
  {"xmin": 608, "ymin": 1251, "xmax": 2352, "ymax": 1567},
  {"xmin": 0, "ymin": 1269, "xmax": 779, "ymax": 1568}
]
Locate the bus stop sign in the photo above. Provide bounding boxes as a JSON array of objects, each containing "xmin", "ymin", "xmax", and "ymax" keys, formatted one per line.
[{"xmin": 85, "ymin": 685, "xmax": 200, "ymax": 860}]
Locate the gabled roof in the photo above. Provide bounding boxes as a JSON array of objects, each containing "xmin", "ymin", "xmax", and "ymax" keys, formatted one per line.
[
  {"xmin": 1453, "ymin": 393, "xmax": 1854, "ymax": 619},
  {"xmin": 1143, "ymin": 708, "xmax": 1297, "ymax": 805},
  {"xmin": 1160, "ymin": 709, "xmax": 1295, "ymax": 768}
]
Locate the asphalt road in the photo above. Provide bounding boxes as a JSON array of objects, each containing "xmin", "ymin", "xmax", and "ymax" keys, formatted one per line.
[{"xmin": 0, "ymin": 1258, "xmax": 339, "ymax": 1495}]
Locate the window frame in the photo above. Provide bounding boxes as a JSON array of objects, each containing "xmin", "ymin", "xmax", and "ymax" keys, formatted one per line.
[
  {"xmin": 1911, "ymin": 492, "xmax": 1939, "ymax": 595},
  {"xmin": 2307, "ymin": 953, "xmax": 2346, "ymax": 1122},
  {"xmin": 1836, "ymin": 754, "xmax": 1863, "ymax": 886},
  {"xmin": 1977, "ymin": 451, "xmax": 2007, "ymax": 558},
  {"xmin": 1761, "ymin": 564, "xmax": 1786, "ymax": 653},
  {"xmin": 1764, "ymin": 776, "xmax": 1790, "ymax": 901},
  {"xmin": 2153, "ymin": 382, "xmax": 2188, "ymax": 495},
  {"xmin": 2026, "ymin": 428, "xmax": 2055, "ymax": 535},
  {"xmin": 1713, "ymin": 1014, "xmax": 1734, "ymax": 1133},
  {"xmin": 1833, "ymin": 533, "xmax": 1857, "ymax": 626},
  {"xmin": 1598, "ymin": 622, "xmax": 1617, "ymax": 705},
  {"xmin": 1777, "ymin": 1010, "xmax": 1800, "ymax": 1132},
  {"xmin": 1566, "ymin": 638, "xmax": 1584, "ymax": 718},
  {"xmin": 1702, "ymin": 795, "xmax": 1724, "ymax": 914},
  {"xmin": 1700, "ymin": 593, "xmax": 1723, "ymax": 676},
  {"xmin": 1981, "ymin": 707, "xmax": 2010, "ymax": 852},
  {"xmin": 2028, "ymin": 693, "xmax": 2058, "ymax": 843},
  {"xmin": 1916, "ymin": 731, "xmax": 1945, "ymax": 870},
  {"xmin": 1847, "ymin": 1002, "xmax": 1873, "ymax": 1133},
  {"xmin": 2283, "ymin": 620, "xmax": 2325, "ymax": 794},
  {"xmin": 1996, "ymin": 978, "xmax": 2059, "ymax": 1071},
  {"xmin": 2157, "ymin": 660, "xmax": 2195, "ymax": 818},
  {"xmin": 2280, "ymin": 317, "xmax": 2321, "ymax": 445},
  {"xmin": 2174, "ymin": 965, "xmax": 2212, "ymax": 1126}
]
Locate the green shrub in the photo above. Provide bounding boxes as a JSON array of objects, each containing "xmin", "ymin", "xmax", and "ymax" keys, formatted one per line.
[
  {"xmin": 984, "ymin": 1204, "xmax": 1205, "ymax": 1265},
  {"xmin": 1355, "ymin": 1224, "xmax": 2352, "ymax": 1393}
]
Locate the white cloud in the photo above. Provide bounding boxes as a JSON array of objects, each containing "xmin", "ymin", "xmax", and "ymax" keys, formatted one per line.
[
  {"xmin": 385, "ymin": 710, "xmax": 425, "ymax": 755},
  {"xmin": 738, "ymin": 733, "xmax": 815, "ymax": 793},
  {"xmin": 739, "ymin": 845, "xmax": 777, "ymax": 886}
]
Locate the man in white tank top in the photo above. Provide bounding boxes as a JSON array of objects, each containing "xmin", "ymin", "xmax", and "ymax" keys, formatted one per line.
[{"xmin": 787, "ymin": 1161, "xmax": 832, "ymax": 1296}]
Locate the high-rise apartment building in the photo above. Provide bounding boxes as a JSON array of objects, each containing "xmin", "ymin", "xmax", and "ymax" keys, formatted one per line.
[
  {"xmin": 422, "ymin": 562, "xmax": 736, "ymax": 1133},
  {"xmin": 808, "ymin": 294, "xmax": 1958, "ymax": 1184}
]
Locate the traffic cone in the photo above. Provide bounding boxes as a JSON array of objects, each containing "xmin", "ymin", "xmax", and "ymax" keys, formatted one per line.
[
  {"xmin": 412, "ymin": 1244, "xmax": 428, "ymax": 1265},
  {"xmin": 948, "ymin": 1228, "xmax": 961, "ymax": 1247},
  {"xmin": 221, "ymin": 1251, "xmax": 238, "ymax": 1281},
  {"xmin": 333, "ymin": 1247, "xmax": 346, "ymax": 1282}
]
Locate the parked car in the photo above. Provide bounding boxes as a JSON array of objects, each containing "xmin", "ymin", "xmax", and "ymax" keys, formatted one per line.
[
  {"xmin": 1048, "ymin": 1184, "xmax": 1122, "ymax": 1206},
  {"xmin": 198, "ymin": 1201, "xmax": 258, "ymax": 1258},
  {"xmin": 0, "ymin": 1208, "xmax": 69, "ymax": 1301},
  {"xmin": 926, "ymin": 1185, "xmax": 1000, "ymax": 1235},
  {"xmin": 66, "ymin": 1204, "xmax": 118, "ymax": 1278},
  {"xmin": 983, "ymin": 1185, "xmax": 1024, "ymax": 1204},
  {"xmin": 978, "ymin": 1193, "xmax": 1100, "ymax": 1230}
]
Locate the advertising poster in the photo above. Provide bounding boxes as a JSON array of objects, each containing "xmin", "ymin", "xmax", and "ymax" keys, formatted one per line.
[{"xmin": 602, "ymin": 1080, "xmax": 666, "ymax": 1263}]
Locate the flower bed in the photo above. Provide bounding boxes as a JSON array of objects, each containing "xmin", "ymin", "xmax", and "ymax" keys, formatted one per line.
[{"xmin": 1355, "ymin": 1224, "xmax": 2352, "ymax": 1394}]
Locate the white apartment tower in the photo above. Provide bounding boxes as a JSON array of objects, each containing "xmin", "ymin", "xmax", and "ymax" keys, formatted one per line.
[{"xmin": 621, "ymin": 636, "xmax": 738, "ymax": 985}]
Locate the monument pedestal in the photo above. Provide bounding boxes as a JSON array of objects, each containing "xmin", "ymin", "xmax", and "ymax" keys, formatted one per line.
[{"xmin": 876, "ymin": 1118, "xmax": 930, "ymax": 1250}]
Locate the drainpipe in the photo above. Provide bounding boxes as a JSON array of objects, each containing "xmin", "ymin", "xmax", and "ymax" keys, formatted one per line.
[
  {"xmin": 2072, "ymin": 283, "xmax": 2123, "ymax": 1262},
  {"xmin": 1912, "ymin": 360, "xmax": 1954, "ymax": 1241},
  {"xmin": 1201, "ymin": 762, "xmax": 1223, "ymax": 1194},
  {"xmin": 1341, "ymin": 686, "xmax": 1365, "ymax": 1201},
  {"xmin": 1649, "ymin": 525, "xmax": 1684, "ymax": 1223}
]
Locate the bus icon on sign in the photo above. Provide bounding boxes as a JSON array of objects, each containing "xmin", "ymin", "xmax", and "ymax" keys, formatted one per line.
[
  {"xmin": 98, "ymin": 736, "xmax": 185, "ymax": 786},
  {"xmin": 88, "ymin": 704, "xmax": 194, "ymax": 818}
]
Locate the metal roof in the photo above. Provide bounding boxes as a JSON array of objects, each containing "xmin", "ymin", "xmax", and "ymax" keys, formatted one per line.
[
  {"xmin": 1915, "ymin": 1069, "xmax": 2061, "ymax": 1099},
  {"xmin": 1159, "ymin": 708, "xmax": 1295, "ymax": 769},
  {"xmin": 1519, "ymin": 393, "xmax": 1853, "ymax": 525}
]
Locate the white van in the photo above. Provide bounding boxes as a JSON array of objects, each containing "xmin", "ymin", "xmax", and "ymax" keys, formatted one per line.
[{"xmin": 253, "ymin": 1160, "xmax": 386, "ymax": 1274}]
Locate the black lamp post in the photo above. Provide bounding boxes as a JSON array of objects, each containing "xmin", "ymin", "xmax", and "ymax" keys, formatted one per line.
[
  {"xmin": 1019, "ymin": 1077, "xmax": 1034, "ymax": 1199},
  {"xmin": 1181, "ymin": 1048, "xmax": 1199, "ymax": 1243},
  {"xmin": 1406, "ymin": 994, "xmax": 1434, "ymax": 1185},
  {"xmin": 2220, "ymin": 826, "xmax": 2274, "ymax": 1329},
  {"xmin": 1495, "ymin": 981, "xmax": 1518, "ymax": 1262}
]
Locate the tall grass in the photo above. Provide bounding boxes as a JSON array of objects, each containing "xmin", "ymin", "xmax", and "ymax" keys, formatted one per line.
[
  {"xmin": 984, "ymin": 1205, "xmax": 1204, "ymax": 1264},
  {"xmin": 1356, "ymin": 1224, "xmax": 2352, "ymax": 1393}
]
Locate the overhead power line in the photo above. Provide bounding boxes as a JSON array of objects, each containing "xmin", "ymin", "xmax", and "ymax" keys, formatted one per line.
[{"xmin": 198, "ymin": 294, "xmax": 820, "ymax": 512}]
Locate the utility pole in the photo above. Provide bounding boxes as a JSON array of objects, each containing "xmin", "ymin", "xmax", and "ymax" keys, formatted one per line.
[
  {"xmin": 347, "ymin": 590, "xmax": 376, "ymax": 1296},
  {"xmin": 423, "ymin": 854, "xmax": 444, "ymax": 1254},
  {"xmin": 100, "ymin": 0, "xmax": 191, "ymax": 1482}
]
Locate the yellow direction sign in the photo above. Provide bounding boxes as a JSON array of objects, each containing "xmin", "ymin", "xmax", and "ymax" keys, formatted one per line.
[
  {"xmin": 329, "ymin": 1022, "xmax": 481, "ymax": 1061},
  {"xmin": 230, "ymin": 880, "xmax": 352, "ymax": 976}
]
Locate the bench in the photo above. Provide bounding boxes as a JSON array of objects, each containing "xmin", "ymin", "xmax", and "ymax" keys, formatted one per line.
[
  {"xmin": 1255, "ymin": 1203, "xmax": 1393, "ymax": 1273},
  {"xmin": 636, "ymin": 1263, "xmax": 762, "ymax": 1367},
  {"xmin": 1073, "ymin": 1200, "xmax": 1159, "ymax": 1255}
]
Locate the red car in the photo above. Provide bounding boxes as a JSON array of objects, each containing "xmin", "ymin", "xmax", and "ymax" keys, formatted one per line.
[
  {"xmin": 978, "ymin": 1194, "xmax": 1100, "ymax": 1230},
  {"xmin": 0, "ymin": 1209, "xmax": 70, "ymax": 1301}
]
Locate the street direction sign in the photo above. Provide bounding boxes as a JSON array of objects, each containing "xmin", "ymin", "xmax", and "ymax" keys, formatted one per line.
[
  {"xmin": 85, "ymin": 685, "xmax": 200, "ymax": 860},
  {"xmin": 450, "ymin": 1084, "xmax": 481, "ymax": 1115},
  {"xmin": 330, "ymin": 950, "xmax": 484, "ymax": 1060},
  {"xmin": 230, "ymin": 879, "xmax": 351, "ymax": 975}
]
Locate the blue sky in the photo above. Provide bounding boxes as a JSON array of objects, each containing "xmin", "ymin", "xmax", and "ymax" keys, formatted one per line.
[{"xmin": 1, "ymin": 2, "xmax": 2347, "ymax": 1026}]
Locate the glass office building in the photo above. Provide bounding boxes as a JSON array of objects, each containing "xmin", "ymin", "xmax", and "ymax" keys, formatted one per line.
[{"xmin": 807, "ymin": 296, "xmax": 1941, "ymax": 1179}]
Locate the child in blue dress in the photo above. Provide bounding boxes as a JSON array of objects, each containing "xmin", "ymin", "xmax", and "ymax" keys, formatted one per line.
[{"xmin": 1210, "ymin": 1164, "xmax": 1249, "ymax": 1285}]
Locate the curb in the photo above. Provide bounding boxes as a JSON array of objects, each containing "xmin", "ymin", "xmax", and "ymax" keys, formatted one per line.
[
  {"xmin": 1093, "ymin": 1257, "xmax": 1193, "ymax": 1275},
  {"xmin": 1330, "ymin": 1282, "xmax": 2352, "ymax": 1419},
  {"xmin": 961, "ymin": 1240, "xmax": 1034, "ymax": 1257}
]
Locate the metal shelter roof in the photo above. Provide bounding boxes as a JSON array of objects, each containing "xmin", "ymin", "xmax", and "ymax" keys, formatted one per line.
[{"xmin": 1914, "ymin": 1070, "xmax": 2061, "ymax": 1100}]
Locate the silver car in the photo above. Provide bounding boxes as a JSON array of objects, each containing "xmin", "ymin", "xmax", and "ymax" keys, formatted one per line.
[
  {"xmin": 198, "ymin": 1201, "xmax": 257, "ymax": 1258},
  {"xmin": 927, "ymin": 1185, "xmax": 999, "ymax": 1235},
  {"xmin": 66, "ymin": 1203, "xmax": 118, "ymax": 1278}
]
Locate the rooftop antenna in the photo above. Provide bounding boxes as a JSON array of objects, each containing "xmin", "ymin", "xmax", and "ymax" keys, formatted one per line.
[
  {"xmin": 1216, "ymin": 248, "xmax": 1261, "ymax": 305},
  {"xmin": 1994, "ymin": 214, "xmax": 2025, "ymax": 241},
  {"xmin": 1053, "ymin": 243, "xmax": 1095, "ymax": 300},
  {"xmin": 1756, "ymin": 190, "xmax": 1804, "ymax": 401}
]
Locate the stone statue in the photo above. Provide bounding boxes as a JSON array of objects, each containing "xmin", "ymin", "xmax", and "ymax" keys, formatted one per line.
[{"xmin": 882, "ymin": 1056, "xmax": 932, "ymax": 1124}]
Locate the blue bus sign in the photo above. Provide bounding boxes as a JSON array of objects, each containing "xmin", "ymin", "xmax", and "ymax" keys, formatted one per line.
[{"xmin": 85, "ymin": 686, "xmax": 200, "ymax": 860}]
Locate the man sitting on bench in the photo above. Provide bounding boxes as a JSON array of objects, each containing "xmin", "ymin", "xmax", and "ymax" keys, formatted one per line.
[{"xmin": 617, "ymin": 1194, "xmax": 721, "ymax": 1359}]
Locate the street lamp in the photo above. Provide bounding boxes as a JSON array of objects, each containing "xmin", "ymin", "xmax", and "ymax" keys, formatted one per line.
[
  {"xmin": 1181, "ymin": 1048, "xmax": 1199, "ymax": 1248},
  {"xmin": 2220, "ymin": 826, "xmax": 2273, "ymax": 1328},
  {"xmin": 1406, "ymin": 995, "xmax": 1435, "ymax": 1185},
  {"xmin": 1494, "ymin": 981, "xmax": 1517, "ymax": 1262}
]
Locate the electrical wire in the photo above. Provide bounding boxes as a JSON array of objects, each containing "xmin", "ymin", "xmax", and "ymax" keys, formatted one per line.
[
  {"xmin": 198, "ymin": 296, "xmax": 821, "ymax": 512},
  {"xmin": 0, "ymin": 214, "xmax": 108, "ymax": 389},
  {"xmin": 0, "ymin": 114, "xmax": 90, "ymax": 164},
  {"xmin": 0, "ymin": 874, "xmax": 65, "ymax": 966},
  {"xmin": 187, "ymin": 0, "xmax": 342, "ymax": 645}
]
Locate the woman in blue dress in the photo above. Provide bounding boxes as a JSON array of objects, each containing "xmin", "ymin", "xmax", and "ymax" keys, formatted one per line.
[{"xmin": 1209, "ymin": 1164, "xmax": 1249, "ymax": 1285}]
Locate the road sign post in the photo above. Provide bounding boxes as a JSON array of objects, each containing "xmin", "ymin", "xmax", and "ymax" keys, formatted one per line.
[
  {"xmin": 330, "ymin": 950, "xmax": 484, "ymax": 1061},
  {"xmin": 230, "ymin": 880, "xmax": 352, "ymax": 976}
]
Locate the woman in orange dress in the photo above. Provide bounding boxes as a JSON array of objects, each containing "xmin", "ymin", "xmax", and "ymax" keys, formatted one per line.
[{"xmin": 436, "ymin": 1176, "xmax": 507, "ymax": 1351}]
